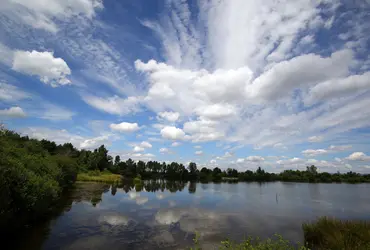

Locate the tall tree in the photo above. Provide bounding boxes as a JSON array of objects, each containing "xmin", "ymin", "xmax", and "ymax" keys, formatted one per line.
[{"xmin": 114, "ymin": 155, "xmax": 121, "ymax": 166}]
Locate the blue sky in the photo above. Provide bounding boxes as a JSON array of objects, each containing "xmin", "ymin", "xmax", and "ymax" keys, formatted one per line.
[{"xmin": 1, "ymin": 0, "xmax": 370, "ymax": 173}]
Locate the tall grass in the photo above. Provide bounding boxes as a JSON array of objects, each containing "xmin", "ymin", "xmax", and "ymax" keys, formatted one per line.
[
  {"xmin": 303, "ymin": 217, "xmax": 370, "ymax": 250},
  {"xmin": 77, "ymin": 171, "xmax": 121, "ymax": 183}
]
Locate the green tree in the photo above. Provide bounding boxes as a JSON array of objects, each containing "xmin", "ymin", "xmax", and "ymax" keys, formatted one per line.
[{"xmin": 114, "ymin": 155, "xmax": 121, "ymax": 166}]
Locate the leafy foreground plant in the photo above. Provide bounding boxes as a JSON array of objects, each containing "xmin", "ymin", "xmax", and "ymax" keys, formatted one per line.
[
  {"xmin": 303, "ymin": 217, "xmax": 370, "ymax": 250},
  {"xmin": 190, "ymin": 233, "xmax": 309, "ymax": 250}
]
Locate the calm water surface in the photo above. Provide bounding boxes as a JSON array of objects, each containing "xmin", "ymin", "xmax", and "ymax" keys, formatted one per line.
[{"xmin": 16, "ymin": 181, "xmax": 370, "ymax": 250}]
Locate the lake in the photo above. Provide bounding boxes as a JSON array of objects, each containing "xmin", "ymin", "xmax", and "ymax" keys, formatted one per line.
[{"xmin": 14, "ymin": 181, "xmax": 370, "ymax": 250}]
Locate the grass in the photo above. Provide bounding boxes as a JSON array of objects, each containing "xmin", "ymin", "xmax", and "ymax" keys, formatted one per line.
[
  {"xmin": 76, "ymin": 171, "xmax": 121, "ymax": 183},
  {"xmin": 303, "ymin": 217, "xmax": 370, "ymax": 250}
]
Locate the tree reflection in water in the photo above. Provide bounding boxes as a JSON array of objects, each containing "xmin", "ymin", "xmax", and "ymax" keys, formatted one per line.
[{"xmin": 113, "ymin": 179, "xmax": 187, "ymax": 194}]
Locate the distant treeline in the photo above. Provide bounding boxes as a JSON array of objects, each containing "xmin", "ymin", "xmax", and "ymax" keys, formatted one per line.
[{"xmin": 32, "ymin": 130, "xmax": 370, "ymax": 183}]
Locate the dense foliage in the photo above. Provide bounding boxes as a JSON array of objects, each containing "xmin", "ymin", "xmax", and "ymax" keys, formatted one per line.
[{"xmin": 0, "ymin": 129, "xmax": 80, "ymax": 233}]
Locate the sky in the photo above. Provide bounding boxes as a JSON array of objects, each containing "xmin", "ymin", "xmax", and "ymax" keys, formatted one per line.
[{"xmin": 0, "ymin": 0, "xmax": 370, "ymax": 173}]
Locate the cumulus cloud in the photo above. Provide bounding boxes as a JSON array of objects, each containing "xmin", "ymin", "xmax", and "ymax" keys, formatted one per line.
[
  {"xmin": 245, "ymin": 50, "xmax": 352, "ymax": 101},
  {"xmin": 346, "ymin": 152, "xmax": 370, "ymax": 161},
  {"xmin": 195, "ymin": 151, "xmax": 203, "ymax": 155},
  {"xmin": 110, "ymin": 122, "xmax": 140, "ymax": 132},
  {"xmin": 132, "ymin": 141, "xmax": 152, "ymax": 153},
  {"xmin": 12, "ymin": 50, "xmax": 71, "ymax": 86},
  {"xmin": 0, "ymin": 106, "xmax": 26, "ymax": 118},
  {"xmin": 157, "ymin": 111, "xmax": 180, "ymax": 122},
  {"xmin": 171, "ymin": 142, "xmax": 181, "ymax": 147},
  {"xmin": 160, "ymin": 126, "xmax": 186, "ymax": 140}
]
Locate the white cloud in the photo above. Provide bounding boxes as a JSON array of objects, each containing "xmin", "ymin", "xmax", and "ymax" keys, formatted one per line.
[
  {"xmin": 0, "ymin": 106, "xmax": 26, "ymax": 118},
  {"xmin": 12, "ymin": 50, "xmax": 71, "ymax": 86},
  {"xmin": 210, "ymin": 159, "xmax": 216, "ymax": 164},
  {"xmin": 140, "ymin": 141, "xmax": 152, "ymax": 148},
  {"xmin": 116, "ymin": 152, "xmax": 155, "ymax": 161},
  {"xmin": 308, "ymin": 136, "xmax": 323, "ymax": 143},
  {"xmin": 194, "ymin": 145, "xmax": 202, "ymax": 149},
  {"xmin": 110, "ymin": 122, "xmax": 140, "ymax": 132},
  {"xmin": 171, "ymin": 142, "xmax": 181, "ymax": 147},
  {"xmin": 134, "ymin": 0, "xmax": 370, "ymax": 153},
  {"xmin": 236, "ymin": 158, "xmax": 245, "ymax": 163},
  {"xmin": 302, "ymin": 145, "xmax": 352, "ymax": 157},
  {"xmin": 132, "ymin": 141, "xmax": 152, "ymax": 153},
  {"xmin": 0, "ymin": 82, "xmax": 29, "ymax": 102},
  {"xmin": 216, "ymin": 151, "xmax": 234, "ymax": 161},
  {"xmin": 302, "ymin": 149, "xmax": 328, "ymax": 157},
  {"xmin": 82, "ymin": 95, "xmax": 142, "ymax": 116},
  {"xmin": 80, "ymin": 135, "xmax": 111, "ymax": 149},
  {"xmin": 346, "ymin": 152, "xmax": 370, "ymax": 161},
  {"xmin": 195, "ymin": 151, "xmax": 203, "ymax": 155},
  {"xmin": 246, "ymin": 156, "xmax": 265, "ymax": 162},
  {"xmin": 305, "ymin": 72, "xmax": 370, "ymax": 105},
  {"xmin": 159, "ymin": 148, "xmax": 169, "ymax": 153},
  {"xmin": 245, "ymin": 50, "xmax": 352, "ymax": 102},
  {"xmin": 0, "ymin": 0, "xmax": 103, "ymax": 32},
  {"xmin": 160, "ymin": 126, "xmax": 185, "ymax": 140},
  {"xmin": 157, "ymin": 111, "xmax": 180, "ymax": 122},
  {"xmin": 20, "ymin": 127, "xmax": 117, "ymax": 150},
  {"xmin": 195, "ymin": 103, "xmax": 237, "ymax": 120},
  {"xmin": 133, "ymin": 146, "xmax": 144, "ymax": 152}
]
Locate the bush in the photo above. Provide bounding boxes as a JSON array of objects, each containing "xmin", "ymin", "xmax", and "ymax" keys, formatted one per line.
[
  {"xmin": 0, "ymin": 130, "xmax": 78, "ymax": 233},
  {"xmin": 303, "ymin": 217, "xmax": 370, "ymax": 250}
]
